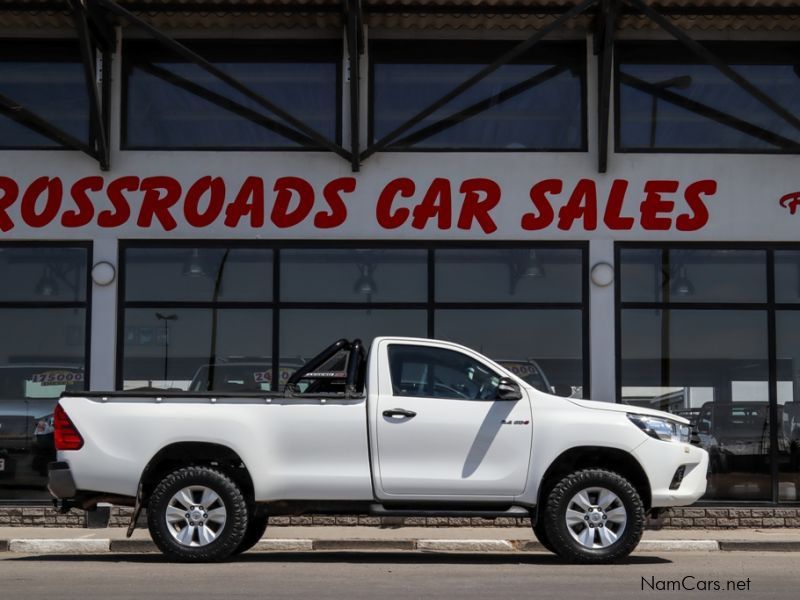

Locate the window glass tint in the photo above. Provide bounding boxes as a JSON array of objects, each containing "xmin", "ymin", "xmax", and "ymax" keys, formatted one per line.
[
  {"xmin": 775, "ymin": 251, "xmax": 800, "ymax": 303},
  {"xmin": 281, "ymin": 249, "xmax": 426, "ymax": 302},
  {"xmin": 371, "ymin": 41, "xmax": 584, "ymax": 150},
  {"xmin": 124, "ymin": 41, "xmax": 340, "ymax": 149},
  {"xmin": 0, "ymin": 247, "xmax": 88, "ymax": 303},
  {"xmin": 121, "ymin": 308, "xmax": 272, "ymax": 391},
  {"xmin": 388, "ymin": 345, "xmax": 501, "ymax": 400},
  {"xmin": 0, "ymin": 41, "xmax": 89, "ymax": 148},
  {"xmin": 435, "ymin": 248, "xmax": 582, "ymax": 303},
  {"xmin": 436, "ymin": 309, "xmax": 583, "ymax": 397},
  {"xmin": 619, "ymin": 248, "xmax": 766, "ymax": 304},
  {"xmin": 776, "ymin": 311, "xmax": 800, "ymax": 501},
  {"xmin": 620, "ymin": 308, "xmax": 770, "ymax": 500},
  {"xmin": 0, "ymin": 307, "xmax": 87, "ymax": 501},
  {"xmin": 617, "ymin": 43, "xmax": 800, "ymax": 152},
  {"xmin": 124, "ymin": 247, "xmax": 272, "ymax": 302}
]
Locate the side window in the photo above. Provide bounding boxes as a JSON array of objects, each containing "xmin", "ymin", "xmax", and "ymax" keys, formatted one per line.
[{"xmin": 388, "ymin": 345, "xmax": 501, "ymax": 400}]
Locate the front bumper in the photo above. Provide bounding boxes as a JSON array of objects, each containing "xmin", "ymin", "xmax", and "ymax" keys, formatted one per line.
[
  {"xmin": 633, "ymin": 438, "xmax": 709, "ymax": 507},
  {"xmin": 47, "ymin": 461, "xmax": 77, "ymax": 499}
]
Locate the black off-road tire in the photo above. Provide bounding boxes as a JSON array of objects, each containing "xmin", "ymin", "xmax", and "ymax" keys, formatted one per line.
[
  {"xmin": 147, "ymin": 466, "xmax": 249, "ymax": 562},
  {"xmin": 542, "ymin": 468, "xmax": 644, "ymax": 564},
  {"xmin": 232, "ymin": 506, "xmax": 269, "ymax": 555},
  {"xmin": 532, "ymin": 516, "xmax": 556, "ymax": 554}
]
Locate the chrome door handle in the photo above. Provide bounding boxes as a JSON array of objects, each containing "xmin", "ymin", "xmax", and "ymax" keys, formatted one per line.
[{"xmin": 382, "ymin": 408, "xmax": 417, "ymax": 419}]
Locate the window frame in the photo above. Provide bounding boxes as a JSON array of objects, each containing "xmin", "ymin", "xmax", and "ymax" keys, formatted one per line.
[
  {"xmin": 120, "ymin": 38, "xmax": 344, "ymax": 152},
  {"xmin": 615, "ymin": 241, "xmax": 800, "ymax": 506},
  {"xmin": 117, "ymin": 240, "xmax": 589, "ymax": 396},
  {"xmin": 0, "ymin": 39, "xmax": 95, "ymax": 151},
  {"xmin": 614, "ymin": 41, "xmax": 800, "ymax": 155},
  {"xmin": 387, "ymin": 342, "xmax": 503, "ymax": 401},
  {"xmin": 0, "ymin": 241, "xmax": 93, "ymax": 506},
  {"xmin": 368, "ymin": 39, "xmax": 588, "ymax": 153}
]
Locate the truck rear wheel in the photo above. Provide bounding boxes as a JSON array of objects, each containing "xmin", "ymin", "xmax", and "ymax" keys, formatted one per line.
[
  {"xmin": 542, "ymin": 468, "xmax": 644, "ymax": 563},
  {"xmin": 147, "ymin": 466, "xmax": 249, "ymax": 562}
]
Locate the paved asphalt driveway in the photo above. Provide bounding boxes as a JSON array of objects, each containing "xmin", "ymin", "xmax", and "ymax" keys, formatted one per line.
[{"xmin": 1, "ymin": 551, "xmax": 797, "ymax": 600}]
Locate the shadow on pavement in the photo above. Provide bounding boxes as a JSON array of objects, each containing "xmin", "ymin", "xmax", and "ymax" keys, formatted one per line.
[{"xmin": 5, "ymin": 551, "xmax": 673, "ymax": 566}]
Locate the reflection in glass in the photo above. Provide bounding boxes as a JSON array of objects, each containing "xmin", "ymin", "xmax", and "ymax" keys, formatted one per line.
[
  {"xmin": 0, "ymin": 308, "xmax": 87, "ymax": 500},
  {"xmin": 435, "ymin": 248, "xmax": 582, "ymax": 303},
  {"xmin": 124, "ymin": 41, "xmax": 340, "ymax": 149},
  {"xmin": 125, "ymin": 247, "xmax": 273, "ymax": 302},
  {"xmin": 0, "ymin": 247, "xmax": 88, "ymax": 303},
  {"xmin": 122, "ymin": 308, "xmax": 272, "ymax": 391},
  {"xmin": 621, "ymin": 309, "xmax": 770, "ymax": 500},
  {"xmin": 435, "ymin": 309, "xmax": 583, "ymax": 397},
  {"xmin": 0, "ymin": 41, "xmax": 89, "ymax": 147},
  {"xmin": 618, "ymin": 43, "xmax": 800, "ymax": 151},
  {"xmin": 371, "ymin": 41, "xmax": 584, "ymax": 150},
  {"xmin": 281, "ymin": 249, "xmax": 427, "ymax": 302},
  {"xmin": 776, "ymin": 312, "xmax": 800, "ymax": 502},
  {"xmin": 619, "ymin": 248, "xmax": 766, "ymax": 304},
  {"xmin": 775, "ymin": 251, "xmax": 800, "ymax": 304}
]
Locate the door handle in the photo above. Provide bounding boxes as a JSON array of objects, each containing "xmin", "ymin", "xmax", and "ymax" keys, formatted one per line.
[{"xmin": 382, "ymin": 408, "xmax": 417, "ymax": 419}]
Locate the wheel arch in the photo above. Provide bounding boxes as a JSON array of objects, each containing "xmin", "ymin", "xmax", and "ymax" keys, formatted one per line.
[
  {"xmin": 140, "ymin": 442, "xmax": 255, "ymax": 506},
  {"xmin": 535, "ymin": 446, "xmax": 652, "ymax": 521}
]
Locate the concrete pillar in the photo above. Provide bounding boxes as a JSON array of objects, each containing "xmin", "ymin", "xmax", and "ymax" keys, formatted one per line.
[{"xmin": 589, "ymin": 239, "xmax": 616, "ymax": 402}]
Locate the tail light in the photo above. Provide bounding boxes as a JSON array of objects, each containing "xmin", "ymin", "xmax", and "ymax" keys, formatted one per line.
[{"xmin": 54, "ymin": 404, "xmax": 84, "ymax": 451}]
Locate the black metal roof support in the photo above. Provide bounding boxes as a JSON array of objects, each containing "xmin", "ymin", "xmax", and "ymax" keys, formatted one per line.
[
  {"xmin": 0, "ymin": 92, "xmax": 97, "ymax": 157},
  {"xmin": 359, "ymin": 0, "xmax": 599, "ymax": 162},
  {"xmin": 69, "ymin": 0, "xmax": 110, "ymax": 170},
  {"xmin": 596, "ymin": 0, "xmax": 617, "ymax": 173},
  {"xmin": 138, "ymin": 62, "xmax": 316, "ymax": 147},
  {"xmin": 625, "ymin": 0, "xmax": 800, "ymax": 135},
  {"xmin": 345, "ymin": 0, "xmax": 363, "ymax": 172},
  {"xmin": 619, "ymin": 73, "xmax": 800, "ymax": 150},
  {"xmin": 88, "ymin": 0, "xmax": 353, "ymax": 161}
]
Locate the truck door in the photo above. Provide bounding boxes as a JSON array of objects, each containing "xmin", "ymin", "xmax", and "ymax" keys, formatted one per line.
[{"xmin": 374, "ymin": 340, "xmax": 532, "ymax": 498}]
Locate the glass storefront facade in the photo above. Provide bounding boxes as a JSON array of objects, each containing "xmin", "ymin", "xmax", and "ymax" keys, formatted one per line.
[
  {"xmin": 0, "ymin": 244, "xmax": 90, "ymax": 501},
  {"xmin": 119, "ymin": 243, "xmax": 587, "ymax": 397},
  {"xmin": 618, "ymin": 245, "xmax": 800, "ymax": 503}
]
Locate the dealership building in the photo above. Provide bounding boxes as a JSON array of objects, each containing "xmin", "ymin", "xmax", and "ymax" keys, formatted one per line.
[{"xmin": 0, "ymin": 0, "xmax": 798, "ymax": 527}]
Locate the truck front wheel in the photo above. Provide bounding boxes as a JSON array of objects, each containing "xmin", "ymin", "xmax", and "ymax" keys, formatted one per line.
[
  {"xmin": 232, "ymin": 505, "xmax": 269, "ymax": 555},
  {"xmin": 542, "ymin": 468, "xmax": 644, "ymax": 563},
  {"xmin": 147, "ymin": 466, "xmax": 249, "ymax": 562}
]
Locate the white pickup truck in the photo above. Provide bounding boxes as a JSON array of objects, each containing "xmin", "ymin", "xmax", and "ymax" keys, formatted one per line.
[{"xmin": 48, "ymin": 337, "xmax": 708, "ymax": 563}]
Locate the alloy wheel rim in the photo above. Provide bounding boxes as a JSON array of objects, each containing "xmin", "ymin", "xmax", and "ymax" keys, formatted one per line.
[
  {"xmin": 564, "ymin": 486, "xmax": 627, "ymax": 549},
  {"xmin": 165, "ymin": 485, "xmax": 227, "ymax": 547}
]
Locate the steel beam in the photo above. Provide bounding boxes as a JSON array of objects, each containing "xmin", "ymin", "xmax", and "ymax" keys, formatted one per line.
[
  {"xmin": 345, "ymin": 0, "xmax": 363, "ymax": 171},
  {"xmin": 89, "ymin": 0, "xmax": 352, "ymax": 161},
  {"xmin": 626, "ymin": 0, "xmax": 800, "ymax": 134},
  {"xmin": 0, "ymin": 92, "xmax": 97, "ymax": 158},
  {"xmin": 360, "ymin": 0, "xmax": 599, "ymax": 161},
  {"xmin": 69, "ymin": 0, "xmax": 110, "ymax": 170},
  {"xmin": 596, "ymin": 0, "xmax": 618, "ymax": 173}
]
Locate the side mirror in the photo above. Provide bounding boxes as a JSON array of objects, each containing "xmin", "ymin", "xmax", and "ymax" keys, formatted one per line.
[
  {"xmin": 551, "ymin": 384, "xmax": 573, "ymax": 397},
  {"xmin": 697, "ymin": 421, "xmax": 711, "ymax": 434},
  {"xmin": 497, "ymin": 377, "xmax": 522, "ymax": 401}
]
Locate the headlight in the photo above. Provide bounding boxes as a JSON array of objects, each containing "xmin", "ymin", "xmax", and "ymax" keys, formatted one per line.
[{"xmin": 627, "ymin": 413, "xmax": 690, "ymax": 443}]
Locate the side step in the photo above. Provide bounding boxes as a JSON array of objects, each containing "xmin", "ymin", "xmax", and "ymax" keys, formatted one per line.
[{"xmin": 369, "ymin": 504, "xmax": 531, "ymax": 518}]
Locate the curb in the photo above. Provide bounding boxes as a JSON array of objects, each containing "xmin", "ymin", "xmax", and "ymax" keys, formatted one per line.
[{"xmin": 1, "ymin": 538, "xmax": 797, "ymax": 554}]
